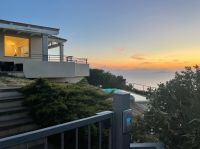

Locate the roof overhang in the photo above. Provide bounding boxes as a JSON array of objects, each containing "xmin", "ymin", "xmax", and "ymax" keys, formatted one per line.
[
  {"xmin": 48, "ymin": 36, "xmax": 67, "ymax": 49},
  {"xmin": 0, "ymin": 20, "xmax": 59, "ymax": 35},
  {"xmin": 49, "ymin": 36, "xmax": 67, "ymax": 43}
]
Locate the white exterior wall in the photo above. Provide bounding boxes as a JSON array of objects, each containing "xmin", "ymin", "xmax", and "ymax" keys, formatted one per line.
[
  {"xmin": 30, "ymin": 37, "xmax": 43, "ymax": 61},
  {"xmin": 23, "ymin": 61, "xmax": 89, "ymax": 79},
  {"xmin": 75, "ymin": 63, "xmax": 90, "ymax": 76}
]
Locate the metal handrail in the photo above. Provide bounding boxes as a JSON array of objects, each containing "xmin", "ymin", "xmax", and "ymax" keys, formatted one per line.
[
  {"xmin": 0, "ymin": 111, "xmax": 113, "ymax": 149},
  {"xmin": 65, "ymin": 56, "xmax": 88, "ymax": 64},
  {"xmin": 31, "ymin": 54, "xmax": 88, "ymax": 64}
]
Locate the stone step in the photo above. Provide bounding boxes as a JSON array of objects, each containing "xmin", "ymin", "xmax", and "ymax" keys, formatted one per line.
[
  {"xmin": 0, "ymin": 100, "xmax": 23, "ymax": 109},
  {"xmin": 0, "ymin": 106, "xmax": 27, "ymax": 115},
  {"xmin": 0, "ymin": 95, "xmax": 24, "ymax": 101},
  {"xmin": 0, "ymin": 87, "xmax": 21, "ymax": 92},
  {"xmin": 0, "ymin": 91, "xmax": 24, "ymax": 100},
  {"xmin": 0, "ymin": 110, "xmax": 29, "ymax": 121},
  {"xmin": 0, "ymin": 123, "xmax": 38, "ymax": 138},
  {"xmin": 0, "ymin": 87, "xmax": 41, "ymax": 145},
  {"xmin": 0, "ymin": 117, "xmax": 33, "ymax": 130},
  {"xmin": 0, "ymin": 87, "xmax": 41, "ymax": 146}
]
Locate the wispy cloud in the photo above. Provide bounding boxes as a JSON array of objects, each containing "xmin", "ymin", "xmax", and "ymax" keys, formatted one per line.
[
  {"xmin": 140, "ymin": 61, "xmax": 152, "ymax": 65},
  {"xmin": 114, "ymin": 48, "xmax": 126, "ymax": 52},
  {"xmin": 131, "ymin": 54, "xmax": 146, "ymax": 60},
  {"xmin": 173, "ymin": 59, "xmax": 179, "ymax": 62}
]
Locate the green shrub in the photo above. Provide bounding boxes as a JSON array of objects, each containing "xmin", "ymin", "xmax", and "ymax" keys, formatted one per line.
[
  {"xmin": 21, "ymin": 79, "xmax": 112, "ymax": 127},
  {"xmin": 143, "ymin": 66, "xmax": 200, "ymax": 149}
]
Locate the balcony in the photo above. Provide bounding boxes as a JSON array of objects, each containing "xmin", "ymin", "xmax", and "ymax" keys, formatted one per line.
[
  {"xmin": 0, "ymin": 54, "xmax": 89, "ymax": 80},
  {"xmin": 23, "ymin": 55, "xmax": 89, "ymax": 79}
]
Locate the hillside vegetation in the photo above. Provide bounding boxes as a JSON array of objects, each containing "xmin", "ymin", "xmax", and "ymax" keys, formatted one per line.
[
  {"xmin": 0, "ymin": 73, "xmax": 32, "ymax": 88},
  {"xmin": 86, "ymin": 69, "xmax": 147, "ymax": 95},
  {"xmin": 21, "ymin": 79, "xmax": 112, "ymax": 127},
  {"xmin": 133, "ymin": 66, "xmax": 200, "ymax": 149}
]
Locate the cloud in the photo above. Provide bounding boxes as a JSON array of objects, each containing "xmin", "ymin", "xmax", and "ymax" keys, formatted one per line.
[
  {"xmin": 131, "ymin": 54, "xmax": 146, "ymax": 60},
  {"xmin": 173, "ymin": 59, "xmax": 179, "ymax": 62},
  {"xmin": 114, "ymin": 48, "xmax": 126, "ymax": 52},
  {"xmin": 140, "ymin": 61, "xmax": 152, "ymax": 65},
  {"xmin": 90, "ymin": 63, "xmax": 108, "ymax": 69}
]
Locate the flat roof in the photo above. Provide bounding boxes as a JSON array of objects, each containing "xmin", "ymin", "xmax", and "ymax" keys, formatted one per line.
[
  {"xmin": 0, "ymin": 19, "xmax": 59, "ymax": 31},
  {"xmin": 49, "ymin": 36, "xmax": 67, "ymax": 42},
  {"xmin": 0, "ymin": 19, "xmax": 59, "ymax": 35}
]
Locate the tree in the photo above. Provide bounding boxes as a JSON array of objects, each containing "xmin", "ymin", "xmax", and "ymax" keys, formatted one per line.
[
  {"xmin": 86, "ymin": 69, "xmax": 127, "ymax": 89},
  {"xmin": 86, "ymin": 69, "xmax": 147, "ymax": 95},
  {"xmin": 145, "ymin": 66, "xmax": 200, "ymax": 149}
]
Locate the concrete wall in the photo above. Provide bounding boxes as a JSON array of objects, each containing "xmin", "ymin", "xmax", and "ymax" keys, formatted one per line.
[
  {"xmin": 23, "ymin": 61, "xmax": 89, "ymax": 79},
  {"xmin": 75, "ymin": 63, "xmax": 89, "ymax": 77}
]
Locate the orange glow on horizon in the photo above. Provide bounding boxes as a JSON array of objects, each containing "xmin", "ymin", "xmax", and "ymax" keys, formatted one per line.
[{"xmin": 89, "ymin": 49, "xmax": 200, "ymax": 70}]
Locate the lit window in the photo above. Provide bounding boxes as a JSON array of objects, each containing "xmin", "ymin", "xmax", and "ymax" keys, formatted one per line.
[{"xmin": 4, "ymin": 36, "xmax": 29, "ymax": 57}]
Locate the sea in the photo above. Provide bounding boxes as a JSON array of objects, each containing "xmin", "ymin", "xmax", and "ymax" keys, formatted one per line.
[{"xmin": 109, "ymin": 69, "xmax": 177, "ymax": 90}]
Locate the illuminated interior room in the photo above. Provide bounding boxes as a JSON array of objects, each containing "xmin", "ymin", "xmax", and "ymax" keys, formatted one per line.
[{"xmin": 4, "ymin": 35, "xmax": 29, "ymax": 57}]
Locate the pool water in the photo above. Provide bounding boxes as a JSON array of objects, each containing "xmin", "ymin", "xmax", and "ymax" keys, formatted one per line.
[
  {"xmin": 102, "ymin": 88, "xmax": 147, "ymax": 103},
  {"xmin": 102, "ymin": 88, "xmax": 121, "ymax": 93}
]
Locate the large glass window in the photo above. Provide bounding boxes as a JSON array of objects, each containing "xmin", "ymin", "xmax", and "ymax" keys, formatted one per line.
[{"xmin": 4, "ymin": 36, "xmax": 30, "ymax": 57}]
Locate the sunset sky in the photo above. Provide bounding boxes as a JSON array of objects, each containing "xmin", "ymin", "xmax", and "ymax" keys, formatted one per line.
[{"xmin": 1, "ymin": 0, "xmax": 200, "ymax": 86}]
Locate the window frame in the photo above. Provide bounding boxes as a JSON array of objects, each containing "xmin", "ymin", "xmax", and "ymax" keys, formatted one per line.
[{"xmin": 3, "ymin": 34, "xmax": 31, "ymax": 58}]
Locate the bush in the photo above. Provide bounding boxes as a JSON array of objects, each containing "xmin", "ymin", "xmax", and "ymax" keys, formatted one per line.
[
  {"xmin": 144, "ymin": 66, "xmax": 200, "ymax": 149},
  {"xmin": 86, "ymin": 69, "xmax": 127, "ymax": 89},
  {"xmin": 21, "ymin": 79, "xmax": 112, "ymax": 127}
]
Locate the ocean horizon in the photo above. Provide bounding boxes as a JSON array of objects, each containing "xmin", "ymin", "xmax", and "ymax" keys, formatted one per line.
[{"xmin": 109, "ymin": 68, "xmax": 178, "ymax": 89}]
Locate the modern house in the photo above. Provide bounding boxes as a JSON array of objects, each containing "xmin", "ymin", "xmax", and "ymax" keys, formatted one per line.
[{"xmin": 0, "ymin": 20, "xmax": 89, "ymax": 83}]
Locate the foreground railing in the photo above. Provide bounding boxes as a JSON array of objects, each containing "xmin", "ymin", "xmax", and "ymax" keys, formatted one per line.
[
  {"xmin": 0, "ymin": 111, "xmax": 113, "ymax": 149},
  {"xmin": 130, "ymin": 143, "xmax": 165, "ymax": 149},
  {"xmin": 0, "ymin": 92, "xmax": 163, "ymax": 149}
]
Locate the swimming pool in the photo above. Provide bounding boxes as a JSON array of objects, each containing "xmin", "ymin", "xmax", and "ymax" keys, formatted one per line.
[{"xmin": 102, "ymin": 88, "xmax": 147, "ymax": 103}]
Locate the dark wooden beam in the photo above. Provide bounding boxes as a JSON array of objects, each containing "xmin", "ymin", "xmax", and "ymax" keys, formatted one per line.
[
  {"xmin": 30, "ymin": 33, "xmax": 40, "ymax": 37},
  {"xmin": 48, "ymin": 43, "xmax": 60, "ymax": 49},
  {"xmin": 2, "ymin": 29, "xmax": 7, "ymax": 33}
]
